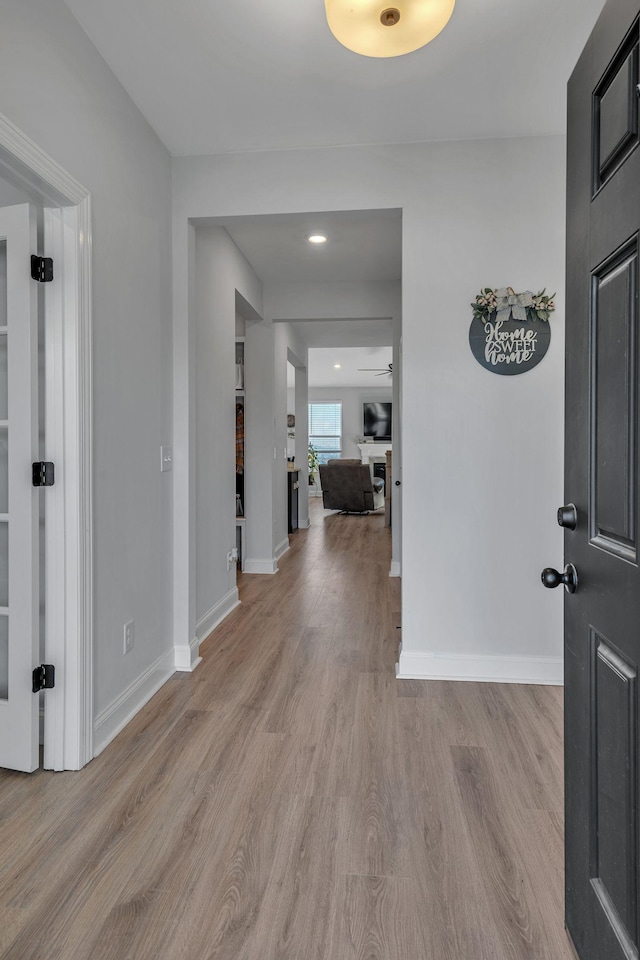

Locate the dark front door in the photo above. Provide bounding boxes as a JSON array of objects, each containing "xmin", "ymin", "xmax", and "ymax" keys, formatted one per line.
[{"xmin": 565, "ymin": 2, "xmax": 640, "ymax": 958}]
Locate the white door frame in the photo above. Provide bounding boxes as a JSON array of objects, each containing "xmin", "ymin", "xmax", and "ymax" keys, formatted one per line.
[{"xmin": 0, "ymin": 112, "xmax": 93, "ymax": 770}]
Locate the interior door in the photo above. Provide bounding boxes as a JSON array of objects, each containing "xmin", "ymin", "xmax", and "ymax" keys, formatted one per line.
[
  {"xmin": 563, "ymin": 3, "xmax": 640, "ymax": 958},
  {"xmin": 0, "ymin": 203, "xmax": 39, "ymax": 772}
]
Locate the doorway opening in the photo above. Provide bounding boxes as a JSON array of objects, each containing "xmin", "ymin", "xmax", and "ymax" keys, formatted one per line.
[
  {"xmin": 187, "ymin": 207, "xmax": 402, "ymax": 672},
  {"xmin": 0, "ymin": 114, "xmax": 93, "ymax": 773}
]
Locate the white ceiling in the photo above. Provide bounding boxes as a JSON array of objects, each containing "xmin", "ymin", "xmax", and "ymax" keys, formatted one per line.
[
  {"xmin": 219, "ymin": 210, "xmax": 401, "ymax": 283},
  {"xmin": 63, "ymin": 0, "xmax": 605, "ymax": 157},
  {"xmin": 63, "ymin": 0, "xmax": 605, "ymax": 382},
  {"xmin": 308, "ymin": 345, "xmax": 393, "ymax": 388},
  {"xmin": 220, "ymin": 211, "xmax": 398, "ymax": 382}
]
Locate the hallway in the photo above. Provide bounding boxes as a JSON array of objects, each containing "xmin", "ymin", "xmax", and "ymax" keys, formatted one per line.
[{"xmin": 0, "ymin": 504, "xmax": 571, "ymax": 959}]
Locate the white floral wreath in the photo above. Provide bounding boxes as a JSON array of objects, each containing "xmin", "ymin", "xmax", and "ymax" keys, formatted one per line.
[{"xmin": 472, "ymin": 287, "xmax": 555, "ymax": 324}]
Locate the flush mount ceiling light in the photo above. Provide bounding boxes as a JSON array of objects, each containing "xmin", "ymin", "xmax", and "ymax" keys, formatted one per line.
[
  {"xmin": 307, "ymin": 234, "xmax": 328, "ymax": 244},
  {"xmin": 324, "ymin": 0, "xmax": 455, "ymax": 58},
  {"xmin": 333, "ymin": 363, "xmax": 341, "ymax": 368}
]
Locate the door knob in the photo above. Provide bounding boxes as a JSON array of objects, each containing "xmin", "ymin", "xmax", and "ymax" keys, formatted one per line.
[
  {"xmin": 541, "ymin": 563, "xmax": 578, "ymax": 594},
  {"xmin": 557, "ymin": 504, "xmax": 577, "ymax": 529},
  {"xmin": 395, "ymin": 480, "xmax": 401, "ymax": 486}
]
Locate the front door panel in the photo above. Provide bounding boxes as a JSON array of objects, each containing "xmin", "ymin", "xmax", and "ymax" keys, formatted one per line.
[
  {"xmin": 566, "ymin": 4, "xmax": 640, "ymax": 959},
  {"xmin": 590, "ymin": 237, "xmax": 637, "ymax": 561},
  {"xmin": 590, "ymin": 631, "xmax": 638, "ymax": 954}
]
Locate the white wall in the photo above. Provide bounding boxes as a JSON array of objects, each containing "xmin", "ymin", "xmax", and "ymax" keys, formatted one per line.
[
  {"xmin": 194, "ymin": 227, "xmax": 263, "ymax": 627},
  {"xmin": 0, "ymin": 175, "xmax": 34, "ymax": 206},
  {"xmin": 266, "ymin": 279, "xmax": 400, "ymax": 322},
  {"xmin": 308, "ymin": 385, "xmax": 393, "ymax": 460},
  {"xmin": 0, "ymin": 0, "xmax": 174, "ymax": 739},
  {"xmin": 272, "ymin": 323, "xmax": 309, "ymax": 554},
  {"xmin": 173, "ymin": 134, "xmax": 565, "ymax": 684}
]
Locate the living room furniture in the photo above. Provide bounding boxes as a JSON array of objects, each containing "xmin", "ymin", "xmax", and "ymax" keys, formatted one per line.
[
  {"xmin": 319, "ymin": 459, "xmax": 385, "ymax": 514},
  {"xmin": 357, "ymin": 441, "xmax": 392, "ymax": 465}
]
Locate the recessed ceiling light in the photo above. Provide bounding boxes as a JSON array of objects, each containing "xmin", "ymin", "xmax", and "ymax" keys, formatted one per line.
[
  {"xmin": 307, "ymin": 234, "xmax": 327, "ymax": 244},
  {"xmin": 334, "ymin": 363, "xmax": 341, "ymax": 369}
]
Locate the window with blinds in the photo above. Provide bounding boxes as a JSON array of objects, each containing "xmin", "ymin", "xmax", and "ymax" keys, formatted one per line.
[{"xmin": 308, "ymin": 402, "xmax": 342, "ymax": 464}]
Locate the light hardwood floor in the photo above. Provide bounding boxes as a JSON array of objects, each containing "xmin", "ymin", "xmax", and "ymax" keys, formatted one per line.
[{"xmin": 0, "ymin": 501, "xmax": 573, "ymax": 959}]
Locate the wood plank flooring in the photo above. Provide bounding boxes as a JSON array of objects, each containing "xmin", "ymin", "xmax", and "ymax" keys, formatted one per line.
[{"xmin": 0, "ymin": 501, "xmax": 573, "ymax": 959}]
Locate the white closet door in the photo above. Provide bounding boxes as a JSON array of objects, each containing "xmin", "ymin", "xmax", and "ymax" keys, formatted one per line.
[{"xmin": 0, "ymin": 203, "xmax": 39, "ymax": 772}]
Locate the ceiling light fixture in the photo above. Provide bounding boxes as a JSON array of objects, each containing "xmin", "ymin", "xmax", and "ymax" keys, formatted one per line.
[
  {"xmin": 334, "ymin": 363, "xmax": 341, "ymax": 368},
  {"xmin": 308, "ymin": 234, "xmax": 328, "ymax": 244},
  {"xmin": 324, "ymin": 0, "xmax": 455, "ymax": 58}
]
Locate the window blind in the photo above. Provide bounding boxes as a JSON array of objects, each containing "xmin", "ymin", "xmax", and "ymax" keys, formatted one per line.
[{"xmin": 308, "ymin": 402, "xmax": 342, "ymax": 463}]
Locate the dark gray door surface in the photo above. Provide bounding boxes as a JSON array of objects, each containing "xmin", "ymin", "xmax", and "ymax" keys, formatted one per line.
[{"xmin": 565, "ymin": 2, "xmax": 640, "ymax": 958}]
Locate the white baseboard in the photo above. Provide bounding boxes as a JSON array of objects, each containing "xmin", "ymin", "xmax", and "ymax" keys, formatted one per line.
[
  {"xmin": 274, "ymin": 538, "xmax": 289, "ymax": 561},
  {"xmin": 93, "ymin": 648, "xmax": 175, "ymax": 756},
  {"xmin": 389, "ymin": 560, "xmax": 401, "ymax": 578},
  {"xmin": 196, "ymin": 587, "xmax": 240, "ymax": 643},
  {"xmin": 244, "ymin": 556, "xmax": 278, "ymax": 574},
  {"xmin": 174, "ymin": 633, "xmax": 203, "ymax": 672},
  {"xmin": 396, "ymin": 650, "xmax": 563, "ymax": 686}
]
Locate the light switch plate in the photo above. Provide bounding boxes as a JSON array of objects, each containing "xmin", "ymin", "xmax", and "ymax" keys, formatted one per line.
[{"xmin": 160, "ymin": 445, "xmax": 173, "ymax": 472}]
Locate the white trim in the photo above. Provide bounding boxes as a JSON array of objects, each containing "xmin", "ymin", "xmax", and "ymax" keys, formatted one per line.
[
  {"xmin": 174, "ymin": 634, "xmax": 203, "ymax": 673},
  {"xmin": 43, "ymin": 207, "xmax": 66, "ymax": 770},
  {"xmin": 93, "ymin": 649, "xmax": 174, "ymax": 757},
  {"xmin": 77, "ymin": 197, "xmax": 94, "ymax": 768},
  {"xmin": 0, "ymin": 113, "xmax": 87, "ymax": 206},
  {"xmin": 172, "ymin": 221, "xmax": 196, "ymax": 674},
  {"xmin": 396, "ymin": 650, "xmax": 563, "ymax": 686},
  {"xmin": 43, "ymin": 201, "xmax": 94, "ymax": 771},
  {"xmin": 274, "ymin": 538, "xmax": 289, "ymax": 561},
  {"xmin": 196, "ymin": 587, "xmax": 240, "ymax": 642},
  {"xmin": 0, "ymin": 111, "xmax": 93, "ymax": 770},
  {"xmin": 389, "ymin": 560, "xmax": 401, "ymax": 578},
  {"xmin": 244, "ymin": 557, "xmax": 278, "ymax": 574}
]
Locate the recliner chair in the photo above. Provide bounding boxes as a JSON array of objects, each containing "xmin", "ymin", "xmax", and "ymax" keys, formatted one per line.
[{"xmin": 318, "ymin": 459, "xmax": 385, "ymax": 514}]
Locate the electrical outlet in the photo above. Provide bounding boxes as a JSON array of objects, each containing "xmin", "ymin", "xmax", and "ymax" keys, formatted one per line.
[{"xmin": 123, "ymin": 619, "xmax": 135, "ymax": 655}]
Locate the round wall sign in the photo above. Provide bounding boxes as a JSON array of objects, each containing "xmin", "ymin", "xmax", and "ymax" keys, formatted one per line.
[{"xmin": 468, "ymin": 313, "xmax": 550, "ymax": 376}]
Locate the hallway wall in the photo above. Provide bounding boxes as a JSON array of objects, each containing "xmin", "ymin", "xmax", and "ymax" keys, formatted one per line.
[
  {"xmin": 0, "ymin": 0, "xmax": 174, "ymax": 747},
  {"xmin": 174, "ymin": 135, "xmax": 566, "ymax": 684},
  {"xmin": 273, "ymin": 323, "xmax": 309, "ymax": 555},
  {"xmin": 195, "ymin": 227, "xmax": 263, "ymax": 631}
]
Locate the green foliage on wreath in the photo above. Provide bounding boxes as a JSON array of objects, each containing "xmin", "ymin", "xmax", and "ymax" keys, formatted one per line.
[{"xmin": 471, "ymin": 287, "xmax": 556, "ymax": 323}]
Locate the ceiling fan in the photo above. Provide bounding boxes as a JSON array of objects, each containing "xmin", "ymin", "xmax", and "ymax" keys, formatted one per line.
[{"xmin": 358, "ymin": 363, "xmax": 392, "ymax": 377}]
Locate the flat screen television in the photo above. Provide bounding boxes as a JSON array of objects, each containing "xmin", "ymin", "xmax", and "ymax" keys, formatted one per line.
[{"xmin": 363, "ymin": 402, "xmax": 392, "ymax": 441}]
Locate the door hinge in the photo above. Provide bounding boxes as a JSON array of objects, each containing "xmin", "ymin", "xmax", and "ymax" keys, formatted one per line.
[
  {"xmin": 32, "ymin": 462, "xmax": 55, "ymax": 487},
  {"xmin": 30, "ymin": 255, "xmax": 53, "ymax": 283},
  {"xmin": 32, "ymin": 664, "xmax": 55, "ymax": 693}
]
